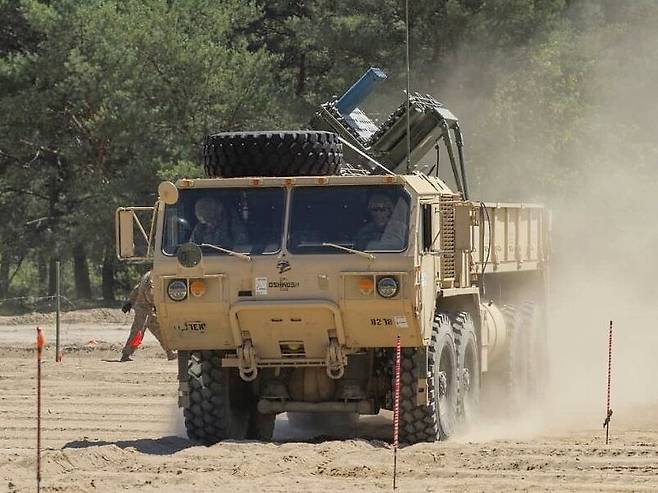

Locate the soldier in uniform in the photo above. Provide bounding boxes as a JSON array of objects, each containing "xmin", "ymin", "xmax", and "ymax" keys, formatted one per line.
[
  {"xmin": 120, "ymin": 270, "xmax": 176, "ymax": 362},
  {"xmin": 355, "ymin": 194, "xmax": 407, "ymax": 250},
  {"xmin": 190, "ymin": 197, "xmax": 247, "ymax": 247}
]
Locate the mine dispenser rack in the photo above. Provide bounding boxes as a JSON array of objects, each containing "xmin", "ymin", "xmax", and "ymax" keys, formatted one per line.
[{"xmin": 311, "ymin": 67, "xmax": 469, "ymax": 198}]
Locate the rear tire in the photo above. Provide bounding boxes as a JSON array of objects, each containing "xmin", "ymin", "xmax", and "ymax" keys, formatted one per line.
[
  {"xmin": 520, "ymin": 302, "xmax": 548, "ymax": 403},
  {"xmin": 246, "ymin": 405, "xmax": 276, "ymax": 441},
  {"xmin": 183, "ymin": 351, "xmax": 250, "ymax": 445},
  {"xmin": 202, "ymin": 131, "xmax": 343, "ymax": 178},
  {"xmin": 451, "ymin": 312, "xmax": 480, "ymax": 426},
  {"xmin": 501, "ymin": 305, "xmax": 530, "ymax": 411},
  {"xmin": 398, "ymin": 312, "xmax": 458, "ymax": 443}
]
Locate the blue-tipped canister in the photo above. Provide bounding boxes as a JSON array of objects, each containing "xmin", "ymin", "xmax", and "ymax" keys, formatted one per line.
[{"xmin": 335, "ymin": 67, "xmax": 387, "ymax": 115}]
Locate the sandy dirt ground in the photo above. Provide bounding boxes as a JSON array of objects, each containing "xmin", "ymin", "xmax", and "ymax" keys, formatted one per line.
[{"xmin": 2, "ymin": 311, "xmax": 658, "ymax": 492}]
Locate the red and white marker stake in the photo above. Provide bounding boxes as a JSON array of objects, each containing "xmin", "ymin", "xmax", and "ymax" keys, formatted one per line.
[
  {"xmin": 393, "ymin": 335, "xmax": 401, "ymax": 489},
  {"xmin": 603, "ymin": 320, "xmax": 614, "ymax": 445},
  {"xmin": 36, "ymin": 327, "xmax": 45, "ymax": 493}
]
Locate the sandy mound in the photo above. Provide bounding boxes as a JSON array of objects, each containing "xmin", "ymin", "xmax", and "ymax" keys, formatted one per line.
[{"xmin": 0, "ymin": 308, "xmax": 126, "ymax": 326}]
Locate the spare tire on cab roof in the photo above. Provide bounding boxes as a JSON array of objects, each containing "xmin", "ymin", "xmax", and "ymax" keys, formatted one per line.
[{"xmin": 201, "ymin": 131, "xmax": 343, "ymax": 178}]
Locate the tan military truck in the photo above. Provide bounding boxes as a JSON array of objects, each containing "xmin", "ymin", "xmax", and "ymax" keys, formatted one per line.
[{"xmin": 116, "ymin": 69, "xmax": 549, "ymax": 444}]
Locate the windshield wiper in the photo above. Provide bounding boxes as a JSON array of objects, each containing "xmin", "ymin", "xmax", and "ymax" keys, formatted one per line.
[
  {"xmin": 200, "ymin": 243, "xmax": 251, "ymax": 262},
  {"xmin": 321, "ymin": 242, "xmax": 375, "ymax": 260}
]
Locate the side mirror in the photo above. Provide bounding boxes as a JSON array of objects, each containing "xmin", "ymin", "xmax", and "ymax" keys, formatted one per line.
[
  {"xmin": 158, "ymin": 181, "xmax": 179, "ymax": 205},
  {"xmin": 421, "ymin": 203, "xmax": 441, "ymax": 252},
  {"xmin": 117, "ymin": 209, "xmax": 136, "ymax": 258},
  {"xmin": 115, "ymin": 206, "xmax": 155, "ymax": 261}
]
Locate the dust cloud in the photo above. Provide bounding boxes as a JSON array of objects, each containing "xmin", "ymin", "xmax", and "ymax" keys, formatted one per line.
[
  {"xmin": 430, "ymin": 4, "xmax": 658, "ymax": 436},
  {"xmin": 165, "ymin": 7, "xmax": 658, "ymax": 443}
]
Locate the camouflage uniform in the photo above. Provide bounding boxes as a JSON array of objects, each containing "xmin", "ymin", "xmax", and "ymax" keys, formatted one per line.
[
  {"xmin": 355, "ymin": 194, "xmax": 407, "ymax": 250},
  {"xmin": 190, "ymin": 221, "xmax": 232, "ymax": 246},
  {"xmin": 122, "ymin": 271, "xmax": 176, "ymax": 360},
  {"xmin": 190, "ymin": 209, "xmax": 248, "ymax": 246}
]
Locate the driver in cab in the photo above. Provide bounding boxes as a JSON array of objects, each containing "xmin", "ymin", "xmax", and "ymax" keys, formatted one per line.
[
  {"xmin": 190, "ymin": 197, "xmax": 247, "ymax": 247},
  {"xmin": 355, "ymin": 194, "xmax": 406, "ymax": 250}
]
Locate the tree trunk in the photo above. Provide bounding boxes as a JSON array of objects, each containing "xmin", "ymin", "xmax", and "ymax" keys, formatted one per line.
[
  {"xmin": 72, "ymin": 243, "xmax": 92, "ymax": 299},
  {"xmin": 295, "ymin": 52, "xmax": 306, "ymax": 96},
  {"xmin": 48, "ymin": 257, "xmax": 58, "ymax": 296},
  {"xmin": 0, "ymin": 252, "xmax": 9, "ymax": 298},
  {"xmin": 38, "ymin": 254, "xmax": 48, "ymax": 296},
  {"xmin": 102, "ymin": 247, "xmax": 115, "ymax": 302}
]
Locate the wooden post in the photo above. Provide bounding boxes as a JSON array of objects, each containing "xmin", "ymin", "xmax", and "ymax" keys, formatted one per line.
[{"xmin": 55, "ymin": 261, "xmax": 61, "ymax": 362}]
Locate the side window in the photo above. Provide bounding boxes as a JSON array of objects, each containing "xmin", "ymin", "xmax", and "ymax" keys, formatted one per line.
[{"xmin": 421, "ymin": 204, "xmax": 433, "ymax": 252}]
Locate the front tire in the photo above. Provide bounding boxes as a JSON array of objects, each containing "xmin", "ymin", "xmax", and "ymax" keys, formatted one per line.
[
  {"xmin": 398, "ymin": 312, "xmax": 458, "ymax": 443},
  {"xmin": 183, "ymin": 351, "xmax": 250, "ymax": 445}
]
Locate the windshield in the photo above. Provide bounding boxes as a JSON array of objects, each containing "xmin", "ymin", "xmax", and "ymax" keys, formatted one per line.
[
  {"xmin": 162, "ymin": 188, "xmax": 285, "ymax": 255},
  {"xmin": 288, "ymin": 185, "xmax": 410, "ymax": 254}
]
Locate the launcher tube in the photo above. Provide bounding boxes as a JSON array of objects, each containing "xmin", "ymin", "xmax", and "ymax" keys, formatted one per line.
[{"xmin": 335, "ymin": 67, "xmax": 387, "ymax": 115}]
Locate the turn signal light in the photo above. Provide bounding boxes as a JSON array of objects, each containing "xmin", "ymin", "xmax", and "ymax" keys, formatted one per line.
[
  {"xmin": 189, "ymin": 279, "xmax": 207, "ymax": 298},
  {"xmin": 358, "ymin": 277, "xmax": 374, "ymax": 295}
]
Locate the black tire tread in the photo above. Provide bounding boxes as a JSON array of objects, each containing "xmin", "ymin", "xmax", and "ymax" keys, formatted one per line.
[
  {"xmin": 398, "ymin": 312, "xmax": 457, "ymax": 444},
  {"xmin": 183, "ymin": 350, "xmax": 249, "ymax": 445},
  {"xmin": 202, "ymin": 131, "xmax": 343, "ymax": 178},
  {"xmin": 449, "ymin": 312, "xmax": 480, "ymax": 424}
]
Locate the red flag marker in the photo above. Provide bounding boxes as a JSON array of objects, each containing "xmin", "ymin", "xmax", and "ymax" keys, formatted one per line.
[
  {"xmin": 129, "ymin": 330, "xmax": 144, "ymax": 349},
  {"xmin": 36, "ymin": 328, "xmax": 45, "ymax": 351},
  {"xmin": 129, "ymin": 314, "xmax": 150, "ymax": 350}
]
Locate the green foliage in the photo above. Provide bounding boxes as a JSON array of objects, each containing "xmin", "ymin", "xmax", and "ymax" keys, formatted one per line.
[
  {"xmin": 0, "ymin": 0, "xmax": 281, "ymax": 302},
  {"xmin": 157, "ymin": 160, "xmax": 204, "ymax": 182},
  {"xmin": 1, "ymin": 0, "xmax": 657, "ymax": 305}
]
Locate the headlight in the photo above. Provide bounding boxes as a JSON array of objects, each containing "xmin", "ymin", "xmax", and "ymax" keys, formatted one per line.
[
  {"xmin": 376, "ymin": 276, "xmax": 399, "ymax": 298},
  {"xmin": 167, "ymin": 279, "xmax": 188, "ymax": 301}
]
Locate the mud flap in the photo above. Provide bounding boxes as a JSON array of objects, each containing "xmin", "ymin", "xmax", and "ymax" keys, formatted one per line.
[
  {"xmin": 414, "ymin": 347, "xmax": 429, "ymax": 406},
  {"xmin": 177, "ymin": 351, "xmax": 190, "ymax": 408}
]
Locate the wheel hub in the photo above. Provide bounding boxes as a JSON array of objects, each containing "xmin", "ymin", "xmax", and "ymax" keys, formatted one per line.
[
  {"xmin": 462, "ymin": 368, "xmax": 471, "ymax": 392},
  {"xmin": 438, "ymin": 371, "xmax": 447, "ymax": 397}
]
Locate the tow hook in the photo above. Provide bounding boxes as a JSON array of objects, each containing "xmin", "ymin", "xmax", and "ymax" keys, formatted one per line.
[
  {"xmin": 325, "ymin": 337, "xmax": 346, "ymax": 379},
  {"xmin": 237, "ymin": 339, "xmax": 258, "ymax": 381}
]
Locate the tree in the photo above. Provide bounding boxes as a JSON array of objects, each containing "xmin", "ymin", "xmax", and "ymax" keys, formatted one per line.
[{"xmin": 0, "ymin": 0, "xmax": 282, "ymax": 301}]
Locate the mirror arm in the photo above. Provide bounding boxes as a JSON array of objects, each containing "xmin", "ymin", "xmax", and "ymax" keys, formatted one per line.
[{"xmin": 146, "ymin": 201, "xmax": 160, "ymax": 258}]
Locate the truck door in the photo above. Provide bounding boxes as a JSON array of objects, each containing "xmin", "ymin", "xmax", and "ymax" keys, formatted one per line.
[{"xmin": 418, "ymin": 202, "xmax": 441, "ymax": 343}]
